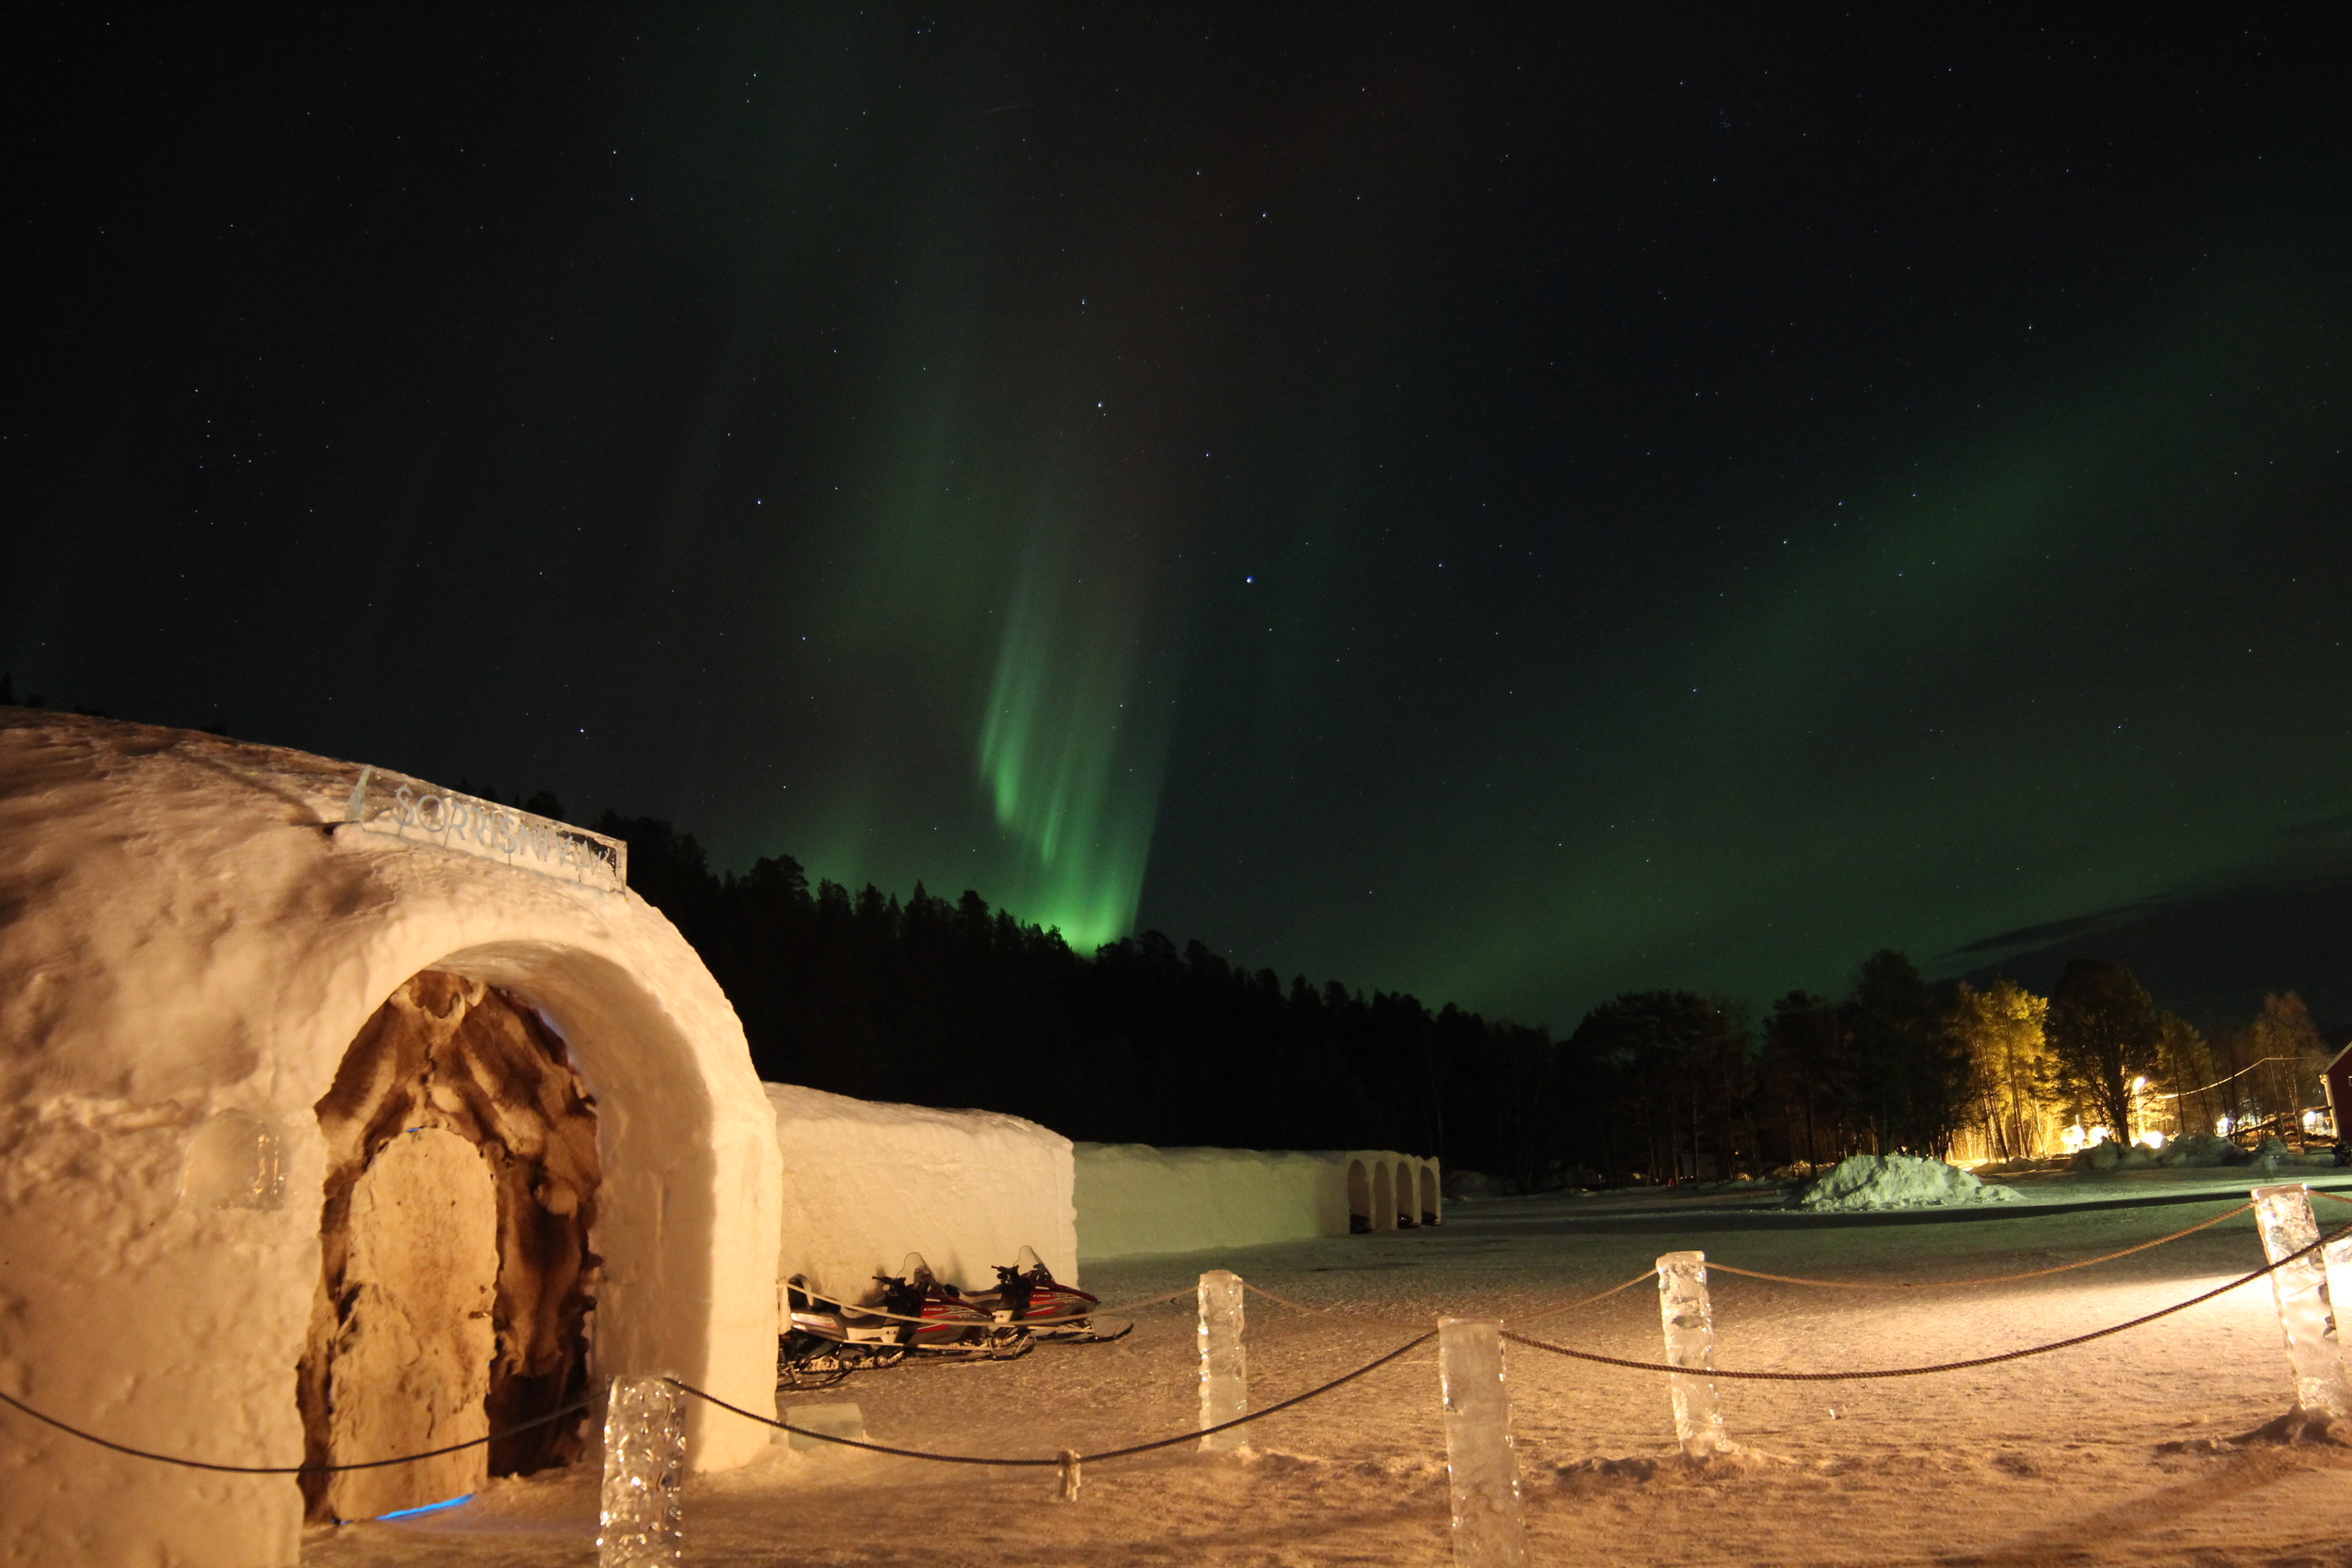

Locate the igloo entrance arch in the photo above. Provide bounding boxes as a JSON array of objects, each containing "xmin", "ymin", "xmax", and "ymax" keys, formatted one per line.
[
  {"xmin": 1346, "ymin": 1158, "xmax": 1373, "ymax": 1232},
  {"xmin": 0, "ymin": 716, "xmax": 782, "ymax": 1567},
  {"xmin": 302, "ymin": 971, "xmax": 604, "ymax": 1519}
]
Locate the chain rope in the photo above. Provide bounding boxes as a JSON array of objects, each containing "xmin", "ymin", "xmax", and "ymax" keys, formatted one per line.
[
  {"xmin": 1509, "ymin": 1268, "xmax": 1663, "ymax": 1324},
  {"xmin": 1242, "ymin": 1267, "xmax": 1660, "ymax": 1332},
  {"xmin": 8, "ymin": 1200, "xmax": 2338, "ymax": 1476},
  {"xmin": 1505, "ymin": 1218, "xmax": 2352, "ymax": 1384},
  {"xmin": 679, "ymin": 1330, "xmax": 1437, "ymax": 1466},
  {"xmin": 0, "ymin": 1386, "xmax": 593, "ymax": 1476},
  {"xmin": 1706, "ymin": 1201, "xmax": 2256, "ymax": 1290}
]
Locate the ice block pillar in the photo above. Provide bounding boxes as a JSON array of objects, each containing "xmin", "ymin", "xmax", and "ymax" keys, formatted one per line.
[
  {"xmin": 1657, "ymin": 1250, "xmax": 1733, "ymax": 1457},
  {"xmin": 1438, "ymin": 1318, "xmax": 1528, "ymax": 1568},
  {"xmin": 2326, "ymin": 1218, "xmax": 2352, "ymax": 1363},
  {"xmin": 599, "ymin": 1375, "xmax": 687, "ymax": 1568},
  {"xmin": 2251, "ymin": 1184, "xmax": 2352, "ymax": 1419},
  {"xmin": 1198, "ymin": 1269, "xmax": 1248, "ymax": 1451}
]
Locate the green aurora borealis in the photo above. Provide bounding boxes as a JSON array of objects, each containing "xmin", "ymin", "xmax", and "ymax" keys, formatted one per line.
[{"xmin": 8, "ymin": 8, "xmax": 2352, "ymax": 1026}]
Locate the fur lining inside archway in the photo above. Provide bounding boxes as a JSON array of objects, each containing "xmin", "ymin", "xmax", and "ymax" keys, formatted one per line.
[{"xmin": 299, "ymin": 972, "xmax": 601, "ymax": 1518}]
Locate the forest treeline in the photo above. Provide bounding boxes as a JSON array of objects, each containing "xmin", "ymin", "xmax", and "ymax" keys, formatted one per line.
[{"xmin": 597, "ymin": 812, "xmax": 2339, "ymax": 1189}]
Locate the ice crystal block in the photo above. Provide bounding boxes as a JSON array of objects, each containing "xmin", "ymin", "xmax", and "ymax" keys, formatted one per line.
[
  {"xmin": 179, "ymin": 1109, "xmax": 285, "ymax": 1211},
  {"xmin": 1198, "ymin": 1269, "xmax": 1248, "ymax": 1451},
  {"xmin": 1656, "ymin": 1250, "xmax": 1732, "ymax": 1457},
  {"xmin": 2251, "ymin": 1185, "xmax": 2352, "ymax": 1418},
  {"xmin": 599, "ymin": 1375, "xmax": 685, "ymax": 1567},
  {"xmin": 1438, "ymin": 1318, "xmax": 1527, "ymax": 1568},
  {"xmin": 2326, "ymin": 1224, "xmax": 2352, "ymax": 1366},
  {"xmin": 775, "ymin": 1400, "xmax": 865, "ymax": 1452}
]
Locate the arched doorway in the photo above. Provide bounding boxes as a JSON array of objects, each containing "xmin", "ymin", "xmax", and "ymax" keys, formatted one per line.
[
  {"xmin": 1394, "ymin": 1162, "xmax": 1419, "ymax": 1227},
  {"xmin": 300, "ymin": 972, "xmax": 601, "ymax": 1520},
  {"xmin": 1419, "ymin": 1164, "xmax": 1441, "ymax": 1226},
  {"xmin": 1372, "ymin": 1164, "xmax": 1394, "ymax": 1232},
  {"xmin": 1347, "ymin": 1159, "xmax": 1372, "ymax": 1233}
]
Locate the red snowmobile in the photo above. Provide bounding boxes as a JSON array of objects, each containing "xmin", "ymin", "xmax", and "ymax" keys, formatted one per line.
[
  {"xmin": 777, "ymin": 1247, "xmax": 1123, "ymax": 1386},
  {"xmin": 779, "ymin": 1252, "xmax": 1031, "ymax": 1387},
  {"xmin": 965, "ymin": 1245, "xmax": 1131, "ymax": 1345}
]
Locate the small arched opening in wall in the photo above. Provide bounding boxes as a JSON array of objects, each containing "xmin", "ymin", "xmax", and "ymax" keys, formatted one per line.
[
  {"xmin": 1346, "ymin": 1159, "xmax": 1372, "ymax": 1233},
  {"xmin": 1371, "ymin": 1163, "xmax": 1395, "ymax": 1232},
  {"xmin": 1419, "ymin": 1164, "xmax": 1442, "ymax": 1226},
  {"xmin": 1393, "ymin": 1162, "xmax": 1419, "ymax": 1227}
]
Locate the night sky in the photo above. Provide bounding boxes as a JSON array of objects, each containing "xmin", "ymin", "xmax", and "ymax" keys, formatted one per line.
[{"xmin": 8, "ymin": 8, "xmax": 2349, "ymax": 1030}]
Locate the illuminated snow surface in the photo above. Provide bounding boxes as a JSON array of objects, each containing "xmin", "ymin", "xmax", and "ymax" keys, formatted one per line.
[{"xmin": 309, "ymin": 1168, "xmax": 2352, "ymax": 1567}]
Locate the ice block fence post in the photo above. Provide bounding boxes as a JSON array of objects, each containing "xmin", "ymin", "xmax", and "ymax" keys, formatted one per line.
[
  {"xmin": 599, "ymin": 1374, "xmax": 687, "ymax": 1568},
  {"xmin": 1198, "ymin": 1269, "xmax": 1248, "ymax": 1451},
  {"xmin": 1656, "ymin": 1250, "xmax": 1733, "ymax": 1458},
  {"xmin": 2327, "ymin": 1217, "xmax": 2352, "ymax": 1368},
  {"xmin": 1438, "ymin": 1317, "xmax": 1528, "ymax": 1568},
  {"xmin": 2250, "ymin": 1184, "xmax": 2352, "ymax": 1420}
]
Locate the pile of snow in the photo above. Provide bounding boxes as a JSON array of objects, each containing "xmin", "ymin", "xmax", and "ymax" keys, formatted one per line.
[
  {"xmin": 1790, "ymin": 1153, "xmax": 2021, "ymax": 1212},
  {"xmin": 2154, "ymin": 1132, "xmax": 2248, "ymax": 1168},
  {"xmin": 2073, "ymin": 1138, "xmax": 2159, "ymax": 1171}
]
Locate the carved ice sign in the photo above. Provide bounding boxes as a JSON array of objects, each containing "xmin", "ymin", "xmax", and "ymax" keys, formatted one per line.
[{"xmin": 343, "ymin": 768, "xmax": 628, "ymax": 892}]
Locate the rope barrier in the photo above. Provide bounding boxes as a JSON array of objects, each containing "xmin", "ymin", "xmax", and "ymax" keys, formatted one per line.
[
  {"xmin": 1089, "ymin": 1286, "xmax": 1202, "ymax": 1316},
  {"xmin": 1504, "ymin": 1218, "xmax": 2352, "ymax": 1384},
  {"xmin": 1240, "ymin": 1281, "xmax": 1424, "ymax": 1333},
  {"xmin": 1707, "ymin": 1201, "xmax": 2256, "ymax": 1290},
  {"xmin": 1241, "ymin": 1267, "xmax": 1660, "ymax": 1333},
  {"xmin": 677, "ymin": 1330, "xmax": 1437, "ymax": 1466},
  {"xmin": 0, "ymin": 1386, "xmax": 594, "ymax": 1476},
  {"xmin": 8, "ymin": 1197, "xmax": 2337, "ymax": 1478},
  {"xmin": 1509, "ymin": 1268, "xmax": 1661, "ymax": 1326}
]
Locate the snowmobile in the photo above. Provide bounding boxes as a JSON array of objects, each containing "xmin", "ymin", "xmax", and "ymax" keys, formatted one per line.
[
  {"xmin": 963, "ymin": 1245, "xmax": 1131, "ymax": 1345},
  {"xmin": 778, "ymin": 1253, "xmax": 1033, "ymax": 1387}
]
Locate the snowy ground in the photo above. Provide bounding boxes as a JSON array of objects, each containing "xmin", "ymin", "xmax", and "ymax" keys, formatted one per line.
[{"xmin": 309, "ymin": 1167, "xmax": 2352, "ymax": 1566}]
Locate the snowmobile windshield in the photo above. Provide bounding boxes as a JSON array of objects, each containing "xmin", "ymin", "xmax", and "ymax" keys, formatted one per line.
[
  {"xmin": 898, "ymin": 1252, "xmax": 934, "ymax": 1287},
  {"xmin": 1013, "ymin": 1244, "xmax": 1045, "ymax": 1275}
]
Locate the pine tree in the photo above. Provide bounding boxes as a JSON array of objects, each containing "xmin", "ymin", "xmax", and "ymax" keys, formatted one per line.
[
  {"xmin": 2045, "ymin": 960, "xmax": 2162, "ymax": 1145},
  {"xmin": 1950, "ymin": 977, "xmax": 2052, "ymax": 1159}
]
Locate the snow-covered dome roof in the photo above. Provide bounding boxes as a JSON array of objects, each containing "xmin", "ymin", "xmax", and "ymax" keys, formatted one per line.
[{"xmin": 0, "ymin": 711, "xmax": 781, "ymax": 1565}]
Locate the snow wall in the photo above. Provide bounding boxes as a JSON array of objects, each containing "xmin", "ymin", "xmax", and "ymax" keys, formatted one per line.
[
  {"xmin": 1074, "ymin": 1145, "xmax": 1440, "ymax": 1259},
  {"xmin": 768, "ymin": 1082, "xmax": 1076, "ymax": 1302},
  {"xmin": 0, "ymin": 713, "xmax": 784, "ymax": 1567}
]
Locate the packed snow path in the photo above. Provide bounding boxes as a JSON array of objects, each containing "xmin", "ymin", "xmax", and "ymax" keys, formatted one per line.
[{"xmin": 309, "ymin": 1171, "xmax": 2352, "ymax": 1567}]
